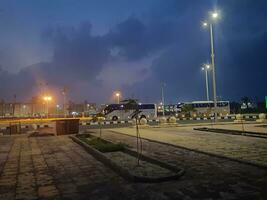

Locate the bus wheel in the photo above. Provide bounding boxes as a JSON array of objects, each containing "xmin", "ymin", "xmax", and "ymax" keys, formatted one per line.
[{"xmin": 112, "ymin": 116, "xmax": 118, "ymax": 121}]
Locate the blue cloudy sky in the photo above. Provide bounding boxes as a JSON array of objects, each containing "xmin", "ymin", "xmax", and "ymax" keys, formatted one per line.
[{"xmin": 0, "ymin": 0, "xmax": 266, "ymax": 104}]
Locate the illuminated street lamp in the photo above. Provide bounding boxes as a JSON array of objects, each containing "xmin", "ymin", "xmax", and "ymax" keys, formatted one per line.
[
  {"xmin": 115, "ymin": 92, "xmax": 121, "ymax": 104},
  {"xmin": 202, "ymin": 11, "xmax": 220, "ymax": 120},
  {"xmin": 201, "ymin": 64, "xmax": 210, "ymax": 101},
  {"xmin": 212, "ymin": 12, "xmax": 218, "ymax": 19},
  {"xmin": 43, "ymin": 96, "xmax": 52, "ymax": 118}
]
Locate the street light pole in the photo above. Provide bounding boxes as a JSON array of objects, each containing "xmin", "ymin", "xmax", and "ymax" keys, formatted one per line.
[
  {"xmin": 161, "ymin": 83, "xmax": 165, "ymax": 117},
  {"xmin": 209, "ymin": 23, "xmax": 218, "ymax": 120},
  {"xmin": 203, "ymin": 11, "xmax": 219, "ymax": 121},
  {"xmin": 115, "ymin": 92, "xmax": 120, "ymax": 104},
  {"xmin": 202, "ymin": 65, "xmax": 210, "ymax": 101},
  {"xmin": 62, "ymin": 87, "xmax": 68, "ymax": 118},
  {"xmin": 63, "ymin": 93, "xmax": 66, "ymax": 117},
  {"xmin": 205, "ymin": 68, "xmax": 209, "ymax": 101},
  {"xmin": 46, "ymin": 101, "xmax": 49, "ymax": 118},
  {"xmin": 43, "ymin": 96, "xmax": 52, "ymax": 119}
]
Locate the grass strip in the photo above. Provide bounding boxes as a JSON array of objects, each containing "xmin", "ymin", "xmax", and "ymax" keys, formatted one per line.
[{"xmin": 79, "ymin": 136, "xmax": 126, "ymax": 153}]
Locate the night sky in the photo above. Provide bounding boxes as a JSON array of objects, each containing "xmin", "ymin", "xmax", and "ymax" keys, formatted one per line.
[{"xmin": 0, "ymin": 0, "xmax": 266, "ymax": 104}]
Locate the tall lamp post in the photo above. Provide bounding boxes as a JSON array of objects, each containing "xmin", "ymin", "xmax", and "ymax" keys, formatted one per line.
[
  {"xmin": 43, "ymin": 96, "xmax": 52, "ymax": 118},
  {"xmin": 201, "ymin": 64, "xmax": 210, "ymax": 101},
  {"xmin": 161, "ymin": 83, "xmax": 166, "ymax": 116},
  {"xmin": 62, "ymin": 87, "xmax": 68, "ymax": 118},
  {"xmin": 203, "ymin": 11, "xmax": 219, "ymax": 120}
]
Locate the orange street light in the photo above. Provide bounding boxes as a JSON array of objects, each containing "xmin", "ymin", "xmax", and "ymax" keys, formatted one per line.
[{"xmin": 43, "ymin": 96, "xmax": 52, "ymax": 101}]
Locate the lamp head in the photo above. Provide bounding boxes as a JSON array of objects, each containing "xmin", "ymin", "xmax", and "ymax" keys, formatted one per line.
[{"xmin": 212, "ymin": 12, "xmax": 218, "ymax": 19}]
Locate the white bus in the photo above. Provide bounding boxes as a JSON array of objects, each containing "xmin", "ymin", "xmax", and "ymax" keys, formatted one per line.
[
  {"xmin": 178, "ymin": 101, "xmax": 230, "ymax": 116},
  {"xmin": 103, "ymin": 103, "xmax": 157, "ymax": 121}
]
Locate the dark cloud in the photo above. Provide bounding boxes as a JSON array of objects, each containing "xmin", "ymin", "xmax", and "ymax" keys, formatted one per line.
[
  {"xmin": 0, "ymin": 22, "xmax": 111, "ymax": 101},
  {"xmin": 44, "ymin": 22, "xmax": 110, "ymax": 82},
  {"xmin": 0, "ymin": 0, "xmax": 267, "ymax": 103},
  {"xmin": 107, "ymin": 16, "xmax": 177, "ymax": 61}
]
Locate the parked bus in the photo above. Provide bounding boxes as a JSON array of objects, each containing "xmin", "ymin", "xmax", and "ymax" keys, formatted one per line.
[
  {"xmin": 178, "ymin": 101, "xmax": 230, "ymax": 116},
  {"xmin": 103, "ymin": 103, "xmax": 157, "ymax": 121},
  {"xmin": 157, "ymin": 104, "xmax": 181, "ymax": 116}
]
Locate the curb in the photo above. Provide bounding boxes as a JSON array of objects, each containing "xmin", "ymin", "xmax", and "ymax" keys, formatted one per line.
[
  {"xmin": 70, "ymin": 135, "xmax": 185, "ymax": 183},
  {"xmin": 194, "ymin": 127, "xmax": 267, "ymax": 139}
]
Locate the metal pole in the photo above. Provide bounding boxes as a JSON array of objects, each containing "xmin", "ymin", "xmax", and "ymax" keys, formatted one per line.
[
  {"xmin": 118, "ymin": 95, "xmax": 120, "ymax": 104},
  {"xmin": 161, "ymin": 83, "xmax": 165, "ymax": 116},
  {"xmin": 63, "ymin": 93, "xmax": 66, "ymax": 118},
  {"xmin": 205, "ymin": 69, "xmax": 209, "ymax": 101},
  {"xmin": 210, "ymin": 23, "xmax": 217, "ymax": 121},
  {"xmin": 46, "ymin": 101, "xmax": 49, "ymax": 118}
]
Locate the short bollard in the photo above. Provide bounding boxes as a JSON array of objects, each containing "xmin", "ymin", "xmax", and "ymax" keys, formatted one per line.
[
  {"xmin": 159, "ymin": 117, "xmax": 167, "ymax": 124},
  {"xmin": 168, "ymin": 116, "xmax": 177, "ymax": 124},
  {"xmin": 257, "ymin": 113, "xmax": 266, "ymax": 123},
  {"xmin": 139, "ymin": 118, "xmax": 147, "ymax": 125},
  {"xmin": 234, "ymin": 114, "xmax": 245, "ymax": 123}
]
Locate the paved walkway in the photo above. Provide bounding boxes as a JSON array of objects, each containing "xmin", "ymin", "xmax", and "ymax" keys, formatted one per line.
[
  {"xmin": 110, "ymin": 126, "xmax": 267, "ymax": 167},
  {"xmin": 0, "ymin": 135, "xmax": 136, "ymax": 200},
  {"xmin": 90, "ymin": 130, "xmax": 267, "ymax": 200},
  {"xmin": 0, "ymin": 133, "xmax": 267, "ymax": 200},
  {"xmin": 92, "ymin": 130, "xmax": 267, "ymax": 199}
]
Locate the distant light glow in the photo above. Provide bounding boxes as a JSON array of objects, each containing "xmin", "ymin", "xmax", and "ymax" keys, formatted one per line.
[
  {"xmin": 202, "ymin": 64, "xmax": 210, "ymax": 70},
  {"xmin": 212, "ymin": 12, "xmax": 218, "ymax": 19},
  {"xmin": 43, "ymin": 96, "xmax": 52, "ymax": 101}
]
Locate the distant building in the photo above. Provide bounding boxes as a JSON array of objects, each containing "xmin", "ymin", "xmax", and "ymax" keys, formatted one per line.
[
  {"xmin": 0, "ymin": 100, "xmax": 14, "ymax": 117},
  {"xmin": 68, "ymin": 101, "xmax": 97, "ymax": 116},
  {"xmin": 31, "ymin": 96, "xmax": 46, "ymax": 117},
  {"xmin": 14, "ymin": 103, "xmax": 32, "ymax": 117},
  {"xmin": 0, "ymin": 97, "xmax": 97, "ymax": 118}
]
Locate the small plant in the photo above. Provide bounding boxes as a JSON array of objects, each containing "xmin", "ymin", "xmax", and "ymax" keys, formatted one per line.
[
  {"xmin": 80, "ymin": 137, "xmax": 126, "ymax": 153},
  {"xmin": 121, "ymin": 98, "xmax": 143, "ymax": 166},
  {"xmin": 92, "ymin": 112, "xmax": 105, "ymax": 122}
]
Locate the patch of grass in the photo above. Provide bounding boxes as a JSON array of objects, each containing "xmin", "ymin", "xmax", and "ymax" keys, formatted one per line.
[{"xmin": 79, "ymin": 137, "xmax": 126, "ymax": 153}]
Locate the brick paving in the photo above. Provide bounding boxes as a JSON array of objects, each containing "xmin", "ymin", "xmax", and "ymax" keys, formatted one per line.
[
  {"xmin": 0, "ymin": 132, "xmax": 267, "ymax": 200},
  {"xmin": 111, "ymin": 126, "xmax": 267, "ymax": 167},
  {"xmin": 91, "ymin": 129, "xmax": 267, "ymax": 199}
]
